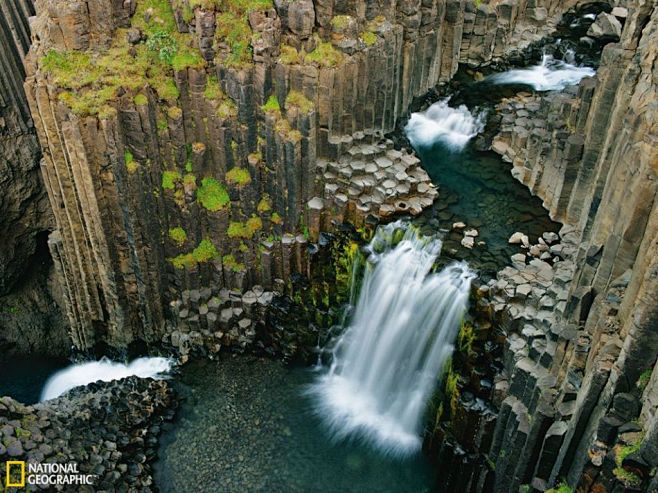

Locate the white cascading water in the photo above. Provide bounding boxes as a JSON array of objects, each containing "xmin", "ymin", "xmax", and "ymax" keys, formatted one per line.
[
  {"xmin": 488, "ymin": 54, "xmax": 595, "ymax": 91},
  {"xmin": 311, "ymin": 222, "xmax": 475, "ymax": 456},
  {"xmin": 40, "ymin": 356, "xmax": 173, "ymax": 401},
  {"xmin": 405, "ymin": 99, "xmax": 486, "ymax": 151}
]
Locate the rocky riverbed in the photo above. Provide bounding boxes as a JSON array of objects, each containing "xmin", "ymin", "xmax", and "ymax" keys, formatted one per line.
[{"xmin": 155, "ymin": 356, "xmax": 436, "ymax": 493}]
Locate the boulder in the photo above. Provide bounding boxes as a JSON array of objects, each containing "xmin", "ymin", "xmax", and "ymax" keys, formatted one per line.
[{"xmin": 587, "ymin": 13, "xmax": 622, "ymax": 39}]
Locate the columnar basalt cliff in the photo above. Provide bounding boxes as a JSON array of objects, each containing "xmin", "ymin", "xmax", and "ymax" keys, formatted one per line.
[
  {"xmin": 474, "ymin": 2, "xmax": 658, "ymax": 491},
  {"xmin": 22, "ymin": 0, "xmax": 578, "ymax": 354},
  {"xmin": 2, "ymin": 0, "xmax": 657, "ymax": 491},
  {"xmin": 0, "ymin": 0, "xmax": 67, "ymax": 358}
]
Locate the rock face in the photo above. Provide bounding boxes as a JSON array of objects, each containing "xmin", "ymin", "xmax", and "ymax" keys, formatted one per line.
[
  {"xmin": 20, "ymin": 0, "xmax": 576, "ymax": 354},
  {"xmin": 0, "ymin": 377, "xmax": 177, "ymax": 491},
  {"xmin": 0, "ymin": 0, "xmax": 68, "ymax": 358},
  {"xmin": 482, "ymin": 2, "xmax": 658, "ymax": 491}
]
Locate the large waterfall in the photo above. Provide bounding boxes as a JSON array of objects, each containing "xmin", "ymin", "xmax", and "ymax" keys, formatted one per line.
[{"xmin": 311, "ymin": 222, "xmax": 475, "ymax": 456}]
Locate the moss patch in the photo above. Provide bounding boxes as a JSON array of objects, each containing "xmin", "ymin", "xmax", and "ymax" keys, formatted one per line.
[
  {"xmin": 40, "ymin": 0, "xmax": 207, "ymax": 117},
  {"xmin": 361, "ymin": 30, "xmax": 377, "ymax": 46},
  {"xmin": 197, "ymin": 177, "xmax": 230, "ymax": 211},
  {"xmin": 170, "ymin": 238, "xmax": 219, "ymax": 269},
  {"xmin": 262, "ymin": 95, "xmax": 280, "ymax": 114},
  {"xmin": 227, "ymin": 216, "xmax": 263, "ymax": 239},
  {"xmin": 124, "ymin": 150, "xmax": 139, "ymax": 174},
  {"xmin": 222, "ymin": 254, "xmax": 246, "ymax": 272},
  {"xmin": 286, "ymin": 90, "xmax": 314, "ymax": 113},
  {"xmin": 162, "ymin": 170, "xmax": 182, "ymax": 190},
  {"xmin": 168, "ymin": 227, "xmax": 188, "ymax": 245},
  {"xmin": 305, "ymin": 39, "xmax": 343, "ymax": 67},
  {"xmin": 225, "ymin": 167, "xmax": 252, "ymax": 186},
  {"xmin": 257, "ymin": 194, "xmax": 271, "ymax": 213}
]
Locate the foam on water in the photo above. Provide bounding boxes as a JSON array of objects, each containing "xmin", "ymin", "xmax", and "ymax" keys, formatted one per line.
[
  {"xmin": 310, "ymin": 222, "xmax": 475, "ymax": 456},
  {"xmin": 488, "ymin": 54, "xmax": 595, "ymax": 91},
  {"xmin": 40, "ymin": 356, "xmax": 173, "ymax": 401},
  {"xmin": 405, "ymin": 99, "xmax": 486, "ymax": 151}
]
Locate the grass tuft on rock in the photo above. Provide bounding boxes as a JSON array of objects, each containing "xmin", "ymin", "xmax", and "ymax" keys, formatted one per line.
[{"xmin": 286, "ymin": 91, "xmax": 314, "ymax": 113}]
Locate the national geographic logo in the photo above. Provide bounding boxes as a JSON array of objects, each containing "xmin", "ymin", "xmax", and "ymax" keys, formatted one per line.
[{"xmin": 5, "ymin": 461, "xmax": 96, "ymax": 489}]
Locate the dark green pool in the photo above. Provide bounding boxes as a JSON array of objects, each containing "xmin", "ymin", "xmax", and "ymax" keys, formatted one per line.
[{"xmin": 155, "ymin": 357, "xmax": 436, "ymax": 493}]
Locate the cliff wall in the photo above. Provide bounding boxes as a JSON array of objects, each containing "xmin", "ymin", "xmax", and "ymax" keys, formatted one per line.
[
  {"xmin": 22, "ymin": 0, "xmax": 578, "ymax": 353},
  {"xmin": 0, "ymin": 0, "xmax": 67, "ymax": 358},
  {"xmin": 484, "ymin": 2, "xmax": 658, "ymax": 490}
]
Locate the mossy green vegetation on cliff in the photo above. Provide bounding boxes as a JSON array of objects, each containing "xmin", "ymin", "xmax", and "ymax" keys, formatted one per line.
[
  {"xmin": 197, "ymin": 177, "xmax": 230, "ymax": 211},
  {"xmin": 286, "ymin": 91, "xmax": 314, "ymax": 113},
  {"xmin": 40, "ymin": 0, "xmax": 205, "ymax": 118},
  {"xmin": 170, "ymin": 238, "xmax": 219, "ymax": 269},
  {"xmin": 168, "ymin": 227, "xmax": 188, "ymax": 245},
  {"xmin": 225, "ymin": 167, "xmax": 252, "ymax": 186}
]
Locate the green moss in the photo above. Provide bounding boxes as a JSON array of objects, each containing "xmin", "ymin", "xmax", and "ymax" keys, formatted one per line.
[
  {"xmin": 124, "ymin": 150, "xmax": 139, "ymax": 174},
  {"xmin": 170, "ymin": 238, "xmax": 219, "ymax": 269},
  {"xmin": 168, "ymin": 227, "xmax": 187, "ymax": 245},
  {"xmin": 361, "ymin": 31, "xmax": 377, "ymax": 46},
  {"xmin": 271, "ymin": 212, "xmax": 283, "ymax": 225},
  {"xmin": 262, "ymin": 95, "xmax": 280, "ymax": 114},
  {"xmin": 286, "ymin": 90, "xmax": 314, "ymax": 113},
  {"xmin": 214, "ymin": 0, "xmax": 275, "ymax": 68},
  {"xmin": 613, "ymin": 467, "xmax": 642, "ymax": 487},
  {"xmin": 183, "ymin": 173, "xmax": 197, "ymax": 186},
  {"xmin": 222, "ymin": 254, "xmax": 246, "ymax": 272},
  {"xmin": 204, "ymin": 76, "xmax": 223, "ymax": 100},
  {"xmin": 168, "ymin": 106, "xmax": 183, "ymax": 119},
  {"xmin": 134, "ymin": 93, "xmax": 149, "ymax": 106},
  {"xmin": 15, "ymin": 428, "xmax": 31, "ymax": 440},
  {"xmin": 637, "ymin": 369, "xmax": 652, "ymax": 391},
  {"xmin": 457, "ymin": 320, "xmax": 475, "ymax": 356},
  {"xmin": 39, "ymin": 0, "xmax": 209, "ymax": 117},
  {"xmin": 225, "ymin": 167, "xmax": 251, "ymax": 186},
  {"xmin": 162, "ymin": 170, "xmax": 182, "ymax": 190},
  {"xmin": 171, "ymin": 48, "xmax": 206, "ymax": 71},
  {"xmin": 330, "ymin": 15, "xmax": 352, "ymax": 30},
  {"xmin": 257, "ymin": 195, "xmax": 271, "ymax": 213},
  {"xmin": 227, "ymin": 216, "xmax": 262, "ymax": 239},
  {"xmin": 279, "ymin": 45, "xmax": 301, "ymax": 64},
  {"xmin": 305, "ymin": 40, "xmax": 343, "ymax": 67},
  {"xmin": 616, "ymin": 442, "xmax": 642, "ymax": 467},
  {"xmin": 444, "ymin": 364, "xmax": 460, "ymax": 418},
  {"xmin": 197, "ymin": 177, "xmax": 230, "ymax": 211},
  {"xmin": 146, "ymin": 30, "xmax": 178, "ymax": 64},
  {"xmin": 185, "ymin": 160, "xmax": 193, "ymax": 173}
]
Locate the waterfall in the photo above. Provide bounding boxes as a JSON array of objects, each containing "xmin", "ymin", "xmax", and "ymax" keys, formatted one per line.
[
  {"xmin": 488, "ymin": 54, "xmax": 595, "ymax": 91},
  {"xmin": 310, "ymin": 222, "xmax": 475, "ymax": 456},
  {"xmin": 40, "ymin": 356, "xmax": 173, "ymax": 401},
  {"xmin": 405, "ymin": 99, "xmax": 486, "ymax": 151}
]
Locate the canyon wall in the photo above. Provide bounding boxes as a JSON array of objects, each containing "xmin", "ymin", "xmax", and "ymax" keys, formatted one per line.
[
  {"xmin": 21, "ymin": 0, "xmax": 578, "ymax": 354},
  {"xmin": 484, "ymin": 1, "xmax": 658, "ymax": 491},
  {"xmin": 0, "ymin": 0, "xmax": 67, "ymax": 358}
]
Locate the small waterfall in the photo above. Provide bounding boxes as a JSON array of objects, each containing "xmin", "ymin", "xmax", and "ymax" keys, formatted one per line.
[
  {"xmin": 311, "ymin": 222, "xmax": 475, "ymax": 456},
  {"xmin": 40, "ymin": 356, "xmax": 173, "ymax": 401},
  {"xmin": 405, "ymin": 99, "xmax": 486, "ymax": 151},
  {"xmin": 488, "ymin": 54, "xmax": 595, "ymax": 91}
]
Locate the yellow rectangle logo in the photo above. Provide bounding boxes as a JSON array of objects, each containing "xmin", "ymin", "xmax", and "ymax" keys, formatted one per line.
[{"xmin": 5, "ymin": 461, "xmax": 25, "ymax": 488}]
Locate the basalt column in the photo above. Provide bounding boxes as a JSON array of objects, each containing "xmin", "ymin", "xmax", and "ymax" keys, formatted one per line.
[
  {"xmin": 24, "ymin": 0, "xmax": 578, "ymax": 353},
  {"xmin": 0, "ymin": 0, "xmax": 67, "ymax": 358}
]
